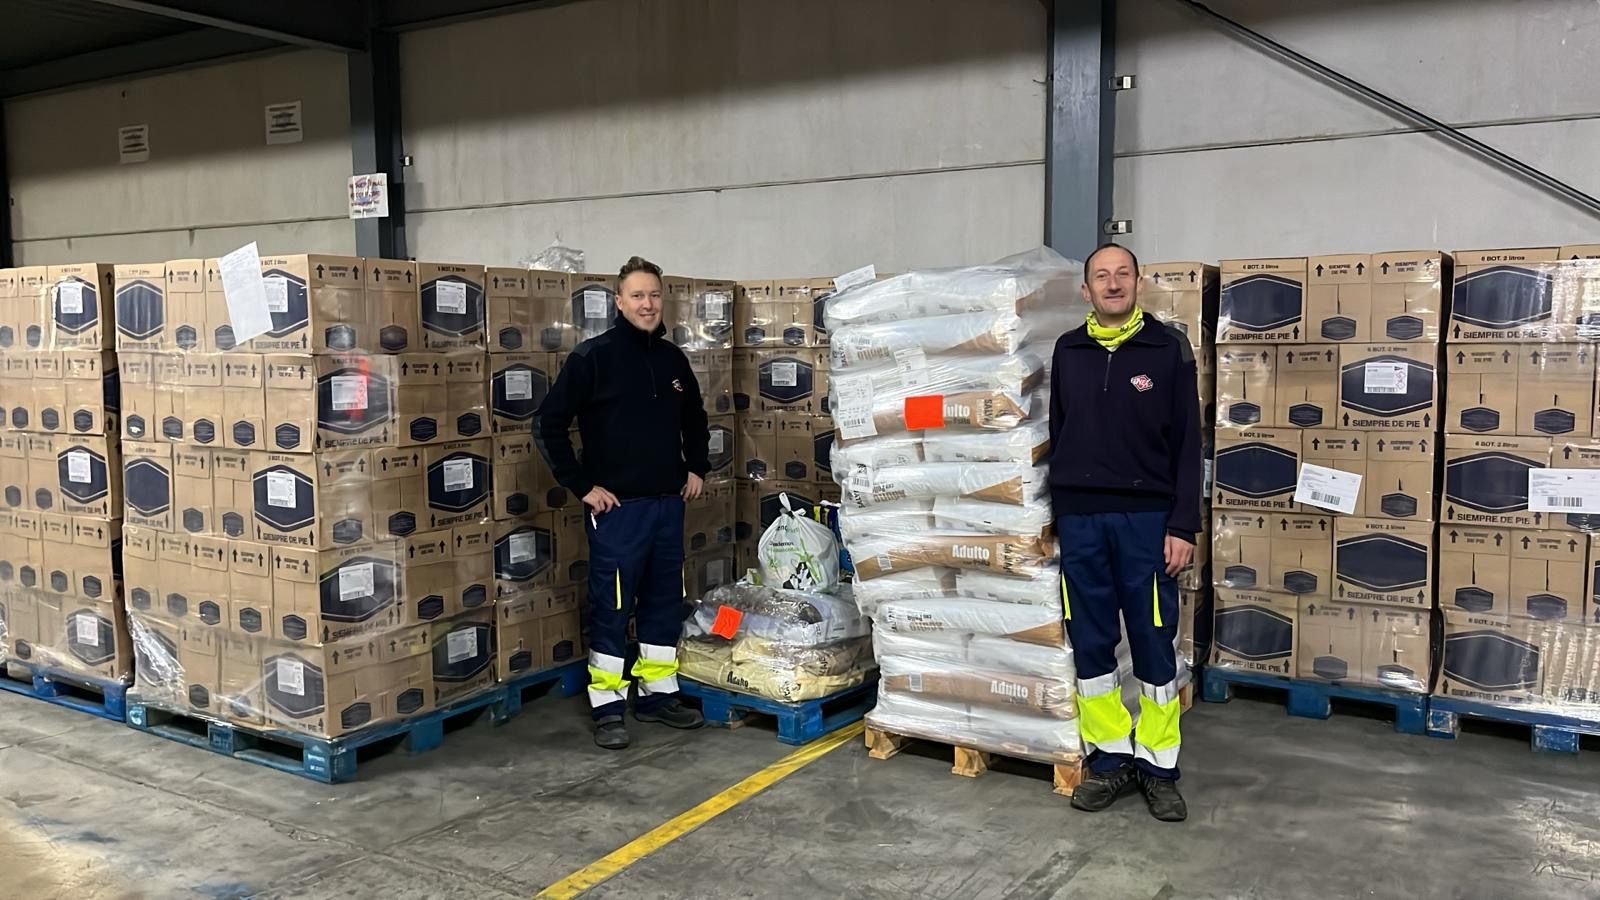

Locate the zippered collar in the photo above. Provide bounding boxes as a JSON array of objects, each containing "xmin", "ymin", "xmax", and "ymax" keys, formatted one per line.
[{"xmin": 614, "ymin": 319, "xmax": 668, "ymax": 347}]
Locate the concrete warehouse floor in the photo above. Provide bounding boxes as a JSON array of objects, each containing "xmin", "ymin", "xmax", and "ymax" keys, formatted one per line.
[{"xmin": 2, "ymin": 689, "xmax": 1598, "ymax": 900}]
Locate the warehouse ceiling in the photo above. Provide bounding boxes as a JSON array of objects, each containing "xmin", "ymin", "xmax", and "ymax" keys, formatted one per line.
[{"xmin": 0, "ymin": 0, "xmax": 579, "ymax": 98}]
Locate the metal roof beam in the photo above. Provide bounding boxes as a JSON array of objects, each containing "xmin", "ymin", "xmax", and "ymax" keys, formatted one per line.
[
  {"xmin": 84, "ymin": 0, "xmax": 369, "ymax": 52},
  {"xmin": 0, "ymin": 28, "xmax": 283, "ymax": 98}
]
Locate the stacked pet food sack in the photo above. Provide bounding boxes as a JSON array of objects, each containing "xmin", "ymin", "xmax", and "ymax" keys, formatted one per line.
[
  {"xmin": 827, "ymin": 248, "xmax": 1086, "ymax": 761},
  {"xmin": 678, "ymin": 494, "xmax": 873, "ymax": 701}
]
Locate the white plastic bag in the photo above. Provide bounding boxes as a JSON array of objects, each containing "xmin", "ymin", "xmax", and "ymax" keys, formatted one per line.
[{"xmin": 758, "ymin": 493, "xmax": 841, "ymax": 593}]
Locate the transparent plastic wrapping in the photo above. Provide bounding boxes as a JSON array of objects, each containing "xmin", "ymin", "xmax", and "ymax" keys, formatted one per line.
[
  {"xmin": 678, "ymin": 582, "xmax": 874, "ymax": 704},
  {"xmin": 829, "ymin": 310, "xmax": 1072, "ymax": 373},
  {"xmin": 521, "ymin": 240, "xmax": 586, "ymax": 274},
  {"xmin": 1447, "ymin": 254, "xmax": 1600, "ymax": 343},
  {"xmin": 823, "ymin": 248, "xmax": 1082, "ymax": 330},
  {"xmin": 840, "ymin": 461, "xmax": 1048, "ymax": 508},
  {"xmin": 869, "ymin": 689, "xmax": 1081, "ymax": 765},
  {"xmin": 0, "ymin": 584, "xmax": 133, "ymax": 684}
]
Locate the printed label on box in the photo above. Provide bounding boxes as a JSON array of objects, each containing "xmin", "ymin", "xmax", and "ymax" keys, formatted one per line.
[
  {"xmin": 331, "ymin": 375, "xmax": 368, "ymax": 411},
  {"xmin": 705, "ymin": 295, "xmax": 728, "ymax": 319},
  {"xmin": 436, "ymin": 281, "xmax": 467, "ymax": 314},
  {"xmin": 771, "ymin": 362, "xmax": 798, "ymax": 387},
  {"xmin": 339, "ymin": 562, "xmax": 375, "ymax": 601},
  {"xmin": 509, "ymin": 532, "xmax": 535, "ymax": 563},
  {"xmin": 1294, "ymin": 463, "xmax": 1361, "ymax": 515},
  {"xmin": 583, "ymin": 290, "xmax": 608, "ymax": 319},
  {"xmin": 1364, "ymin": 362, "xmax": 1408, "ymax": 395},
  {"xmin": 443, "ymin": 458, "xmax": 474, "ymax": 491},
  {"xmin": 264, "ymin": 276, "xmax": 289, "ymax": 313},
  {"xmin": 76, "ymin": 617, "xmax": 100, "ymax": 647},
  {"xmin": 709, "ymin": 431, "xmax": 725, "ymax": 454},
  {"xmin": 447, "ymin": 628, "xmax": 478, "ymax": 663},
  {"xmin": 266, "ymin": 471, "xmax": 297, "ymax": 508},
  {"xmin": 67, "ymin": 450, "xmax": 92, "ymax": 483},
  {"xmin": 57, "ymin": 282, "xmax": 84, "ymax": 314},
  {"xmin": 505, "ymin": 369, "xmax": 533, "ymax": 400},
  {"xmin": 835, "ymin": 377, "xmax": 876, "ymax": 440},
  {"xmin": 278, "ymin": 658, "xmax": 305, "ymax": 696},
  {"xmin": 1528, "ymin": 469, "xmax": 1600, "ymax": 513}
]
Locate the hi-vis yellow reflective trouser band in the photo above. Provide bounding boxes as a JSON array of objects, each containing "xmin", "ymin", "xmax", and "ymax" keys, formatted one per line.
[
  {"xmin": 1135, "ymin": 681, "xmax": 1182, "ymax": 770},
  {"xmin": 1075, "ymin": 672, "xmax": 1133, "ymax": 756}
]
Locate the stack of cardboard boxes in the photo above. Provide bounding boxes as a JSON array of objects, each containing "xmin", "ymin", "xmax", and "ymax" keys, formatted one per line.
[
  {"xmin": 0, "ymin": 264, "xmax": 131, "ymax": 685},
  {"xmin": 1437, "ymin": 244, "xmax": 1600, "ymax": 711},
  {"xmin": 109, "ymin": 254, "xmax": 572, "ymax": 740},
  {"xmin": 732, "ymin": 278, "xmax": 844, "ymax": 575},
  {"xmin": 1210, "ymin": 252, "xmax": 1447, "ymax": 693},
  {"xmin": 1141, "ymin": 262, "xmax": 1218, "ymax": 667}
]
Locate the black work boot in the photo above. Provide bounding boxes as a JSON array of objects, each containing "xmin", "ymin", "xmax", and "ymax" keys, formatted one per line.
[
  {"xmin": 633, "ymin": 698, "xmax": 705, "ymax": 729},
  {"xmin": 1070, "ymin": 763, "xmax": 1136, "ymax": 812},
  {"xmin": 594, "ymin": 715, "xmax": 630, "ymax": 750},
  {"xmin": 1138, "ymin": 771, "xmax": 1188, "ymax": 822}
]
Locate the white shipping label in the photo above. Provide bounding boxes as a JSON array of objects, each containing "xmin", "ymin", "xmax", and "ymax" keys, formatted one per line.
[
  {"xmin": 331, "ymin": 374, "xmax": 368, "ymax": 411},
  {"xmin": 339, "ymin": 562, "xmax": 375, "ymax": 601},
  {"xmin": 505, "ymin": 369, "xmax": 533, "ymax": 400},
  {"xmin": 509, "ymin": 532, "xmax": 535, "ymax": 563},
  {"xmin": 67, "ymin": 449, "xmax": 93, "ymax": 483},
  {"xmin": 447, "ymin": 628, "xmax": 479, "ymax": 664},
  {"xmin": 1528, "ymin": 469, "xmax": 1600, "ymax": 513},
  {"xmin": 1293, "ymin": 463, "xmax": 1362, "ymax": 515},
  {"xmin": 264, "ymin": 276, "xmax": 290, "ymax": 313},
  {"xmin": 875, "ymin": 553, "xmax": 893, "ymax": 573},
  {"xmin": 708, "ymin": 431, "xmax": 726, "ymax": 455},
  {"xmin": 443, "ymin": 458, "xmax": 474, "ymax": 491},
  {"xmin": 834, "ymin": 376, "xmax": 877, "ymax": 440},
  {"xmin": 583, "ymin": 289, "xmax": 609, "ymax": 319},
  {"xmin": 704, "ymin": 294, "xmax": 729, "ymax": 320},
  {"xmin": 76, "ymin": 617, "xmax": 101, "ymax": 647},
  {"xmin": 892, "ymin": 347, "xmax": 929, "ymax": 389},
  {"xmin": 217, "ymin": 241, "xmax": 274, "ymax": 343},
  {"xmin": 907, "ymin": 672, "xmax": 923, "ymax": 692},
  {"xmin": 833, "ymin": 264, "xmax": 877, "ymax": 293},
  {"xmin": 277, "ymin": 658, "xmax": 306, "ymax": 696},
  {"xmin": 266, "ymin": 471, "xmax": 297, "ymax": 508},
  {"xmin": 1363, "ymin": 361, "xmax": 1408, "ymax": 395},
  {"xmin": 56, "ymin": 282, "xmax": 84, "ymax": 314},
  {"xmin": 435, "ymin": 280, "xmax": 468, "ymax": 314},
  {"xmin": 771, "ymin": 361, "xmax": 799, "ymax": 387}
]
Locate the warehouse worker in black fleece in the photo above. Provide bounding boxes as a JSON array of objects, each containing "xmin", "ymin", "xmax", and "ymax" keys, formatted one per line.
[
  {"xmin": 1049, "ymin": 243, "xmax": 1201, "ymax": 822},
  {"xmin": 536, "ymin": 256, "xmax": 711, "ymax": 750}
]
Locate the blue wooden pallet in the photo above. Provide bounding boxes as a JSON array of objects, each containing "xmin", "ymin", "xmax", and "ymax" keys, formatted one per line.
[
  {"xmin": 679, "ymin": 676, "xmax": 877, "ymax": 745},
  {"xmin": 126, "ymin": 684, "xmax": 505, "ymax": 784},
  {"xmin": 490, "ymin": 659, "xmax": 588, "ymax": 725},
  {"xmin": 1426, "ymin": 697, "xmax": 1600, "ymax": 753},
  {"xmin": 0, "ymin": 662, "xmax": 129, "ymax": 723},
  {"xmin": 1202, "ymin": 667, "xmax": 1428, "ymax": 735}
]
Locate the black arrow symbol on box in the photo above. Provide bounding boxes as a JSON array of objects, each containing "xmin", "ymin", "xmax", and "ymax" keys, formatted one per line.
[
  {"xmin": 1381, "ymin": 262, "xmax": 1390, "ymax": 275},
  {"xmin": 1356, "ymin": 262, "xmax": 1364, "ymax": 275},
  {"xmin": 1316, "ymin": 264, "xmax": 1325, "ymax": 276}
]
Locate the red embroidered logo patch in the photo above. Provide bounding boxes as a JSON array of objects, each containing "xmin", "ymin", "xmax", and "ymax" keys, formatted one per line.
[{"xmin": 1131, "ymin": 374, "xmax": 1154, "ymax": 392}]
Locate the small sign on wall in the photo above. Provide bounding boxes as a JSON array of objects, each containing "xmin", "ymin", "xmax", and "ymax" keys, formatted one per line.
[
  {"xmin": 118, "ymin": 124, "xmax": 149, "ymax": 164},
  {"xmin": 348, "ymin": 173, "xmax": 389, "ymax": 219},
  {"xmin": 265, "ymin": 101, "xmax": 304, "ymax": 145}
]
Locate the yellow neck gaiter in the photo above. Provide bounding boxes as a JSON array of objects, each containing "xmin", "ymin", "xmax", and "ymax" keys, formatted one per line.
[{"xmin": 1086, "ymin": 306, "xmax": 1144, "ymax": 351}]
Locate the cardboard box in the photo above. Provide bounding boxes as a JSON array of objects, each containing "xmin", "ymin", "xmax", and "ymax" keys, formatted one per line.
[
  {"xmin": 114, "ymin": 262, "xmax": 169, "ymax": 352},
  {"xmin": 684, "ymin": 547, "xmax": 737, "ymax": 600},
  {"xmin": 482, "ymin": 266, "xmax": 531, "ymax": 353},
  {"xmin": 1140, "ymin": 262, "xmax": 1217, "ymax": 360},
  {"xmin": 1337, "ymin": 344, "xmax": 1438, "ymax": 431},
  {"xmin": 494, "ymin": 513, "xmax": 558, "ymax": 598},
  {"xmin": 1440, "ymin": 524, "xmax": 1512, "ymax": 616},
  {"xmin": 364, "ymin": 258, "xmax": 420, "ymax": 352},
  {"xmin": 491, "ymin": 434, "xmax": 537, "ymax": 520},
  {"xmin": 228, "ymin": 540, "xmax": 275, "ymax": 637},
  {"xmin": 250, "ymin": 450, "xmax": 373, "ymax": 548},
  {"xmin": 541, "ymin": 608, "xmax": 583, "ymax": 667},
  {"xmin": 1438, "ymin": 610, "xmax": 1545, "ymax": 703},
  {"xmin": 490, "ymin": 352, "xmax": 554, "ymax": 436},
  {"xmin": 1507, "ymin": 528, "xmax": 1588, "ymax": 623},
  {"xmin": 665, "ymin": 276, "xmax": 736, "ymax": 352},
  {"xmin": 421, "ymin": 440, "xmax": 490, "ymax": 530},
  {"xmin": 158, "ymin": 258, "xmax": 206, "ymax": 351},
  {"xmin": 1305, "ymin": 254, "xmax": 1371, "ymax": 344},
  {"xmin": 417, "ymin": 263, "xmax": 486, "ymax": 350},
  {"xmin": 121, "ymin": 524, "xmax": 160, "ymax": 615},
  {"xmin": 172, "ymin": 445, "xmax": 214, "ymax": 535},
  {"xmin": 1448, "ymin": 247, "xmax": 1561, "ymax": 343},
  {"xmin": 1363, "ymin": 433, "xmax": 1434, "ymax": 521},
  {"xmin": 1442, "ymin": 435, "xmax": 1551, "ymax": 528},
  {"xmin": 1218, "ymin": 258, "xmax": 1307, "ymax": 344},
  {"xmin": 1517, "ymin": 343, "xmax": 1593, "ymax": 438},
  {"xmin": 1332, "ymin": 517, "xmax": 1433, "ymax": 608},
  {"xmin": 689, "ymin": 349, "xmax": 735, "ymax": 417},
  {"xmin": 495, "ymin": 592, "xmax": 544, "ymax": 680},
  {"xmin": 551, "ymin": 509, "xmax": 588, "ymax": 587},
  {"xmin": 571, "ymin": 273, "xmax": 618, "ymax": 342},
  {"xmin": 270, "ymin": 543, "xmax": 405, "ymax": 643},
  {"xmin": 44, "ymin": 264, "xmax": 115, "ymax": 349},
  {"xmin": 1277, "ymin": 346, "xmax": 1340, "ymax": 429},
  {"xmin": 1212, "ymin": 588, "xmax": 1297, "ymax": 675},
  {"xmin": 249, "ymin": 255, "xmax": 367, "ymax": 353},
  {"xmin": 735, "ymin": 349, "xmax": 826, "ymax": 415},
  {"xmin": 738, "ymin": 295, "xmax": 814, "ymax": 349},
  {"xmin": 1298, "ymin": 429, "xmax": 1365, "ymax": 514},
  {"xmin": 1213, "ymin": 429, "xmax": 1301, "ymax": 511},
  {"xmin": 1361, "ymin": 605, "xmax": 1431, "ymax": 693},
  {"xmin": 431, "ymin": 608, "xmax": 497, "ymax": 704},
  {"xmin": 1215, "ymin": 347, "xmax": 1276, "ymax": 428},
  {"xmin": 260, "ymin": 633, "xmax": 386, "ymax": 738},
  {"xmin": 1212, "ymin": 509, "xmax": 1270, "ymax": 590},
  {"xmin": 123, "ymin": 442, "xmax": 174, "ymax": 531},
  {"xmin": 1371, "ymin": 250, "xmax": 1449, "ymax": 342},
  {"xmin": 1297, "ymin": 599, "xmax": 1363, "ymax": 682},
  {"xmin": 522, "ymin": 270, "xmax": 579, "ymax": 353},
  {"xmin": 811, "ymin": 424, "xmax": 835, "ymax": 487},
  {"xmin": 1446, "ymin": 343, "xmax": 1519, "ymax": 434},
  {"xmin": 42, "ymin": 435, "xmax": 121, "ymax": 518},
  {"xmin": 208, "ymin": 448, "xmax": 252, "ymax": 538}
]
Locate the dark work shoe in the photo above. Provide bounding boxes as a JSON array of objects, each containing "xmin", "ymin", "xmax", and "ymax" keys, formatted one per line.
[
  {"xmin": 1138, "ymin": 772, "xmax": 1188, "ymax": 822},
  {"xmin": 633, "ymin": 698, "xmax": 705, "ymax": 730},
  {"xmin": 594, "ymin": 715, "xmax": 630, "ymax": 750},
  {"xmin": 1070, "ymin": 764, "xmax": 1136, "ymax": 812}
]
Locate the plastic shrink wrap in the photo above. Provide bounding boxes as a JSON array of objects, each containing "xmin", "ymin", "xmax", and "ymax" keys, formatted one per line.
[
  {"xmin": 829, "ymin": 248, "xmax": 1088, "ymax": 764},
  {"xmin": 678, "ymin": 582, "xmax": 874, "ymax": 703}
]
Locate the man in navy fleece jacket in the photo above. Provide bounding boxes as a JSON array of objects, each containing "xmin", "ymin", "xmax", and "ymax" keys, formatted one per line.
[{"xmin": 1048, "ymin": 243, "xmax": 1201, "ymax": 822}]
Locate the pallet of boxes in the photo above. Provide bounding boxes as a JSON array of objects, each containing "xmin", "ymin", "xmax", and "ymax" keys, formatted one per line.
[
  {"xmin": 1432, "ymin": 242, "xmax": 1600, "ymax": 745},
  {"xmin": 0, "ymin": 263, "xmax": 130, "ymax": 718},
  {"xmin": 1209, "ymin": 252, "xmax": 1445, "ymax": 721},
  {"xmin": 827, "ymin": 250, "xmax": 1089, "ymax": 795},
  {"xmin": 1142, "ymin": 262, "xmax": 1219, "ymax": 670},
  {"xmin": 112, "ymin": 253, "xmax": 572, "ymax": 777}
]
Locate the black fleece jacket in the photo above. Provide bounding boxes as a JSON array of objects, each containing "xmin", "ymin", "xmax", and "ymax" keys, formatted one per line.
[
  {"xmin": 535, "ymin": 320, "xmax": 710, "ymax": 500},
  {"xmin": 1047, "ymin": 318, "xmax": 1203, "ymax": 542}
]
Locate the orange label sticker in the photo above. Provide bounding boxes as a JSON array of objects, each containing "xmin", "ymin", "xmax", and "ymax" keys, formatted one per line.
[
  {"xmin": 904, "ymin": 395, "xmax": 946, "ymax": 431},
  {"xmin": 710, "ymin": 605, "xmax": 743, "ymax": 639}
]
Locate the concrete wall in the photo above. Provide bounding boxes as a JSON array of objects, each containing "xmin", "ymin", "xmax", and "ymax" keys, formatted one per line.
[
  {"xmin": 399, "ymin": 0, "xmax": 1046, "ymax": 277},
  {"xmin": 4, "ymin": 49, "xmax": 353, "ymax": 265},
  {"xmin": 1115, "ymin": 0, "xmax": 1600, "ymax": 263}
]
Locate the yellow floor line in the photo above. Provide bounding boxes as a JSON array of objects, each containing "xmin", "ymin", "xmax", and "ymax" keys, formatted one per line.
[{"xmin": 535, "ymin": 720, "xmax": 865, "ymax": 899}]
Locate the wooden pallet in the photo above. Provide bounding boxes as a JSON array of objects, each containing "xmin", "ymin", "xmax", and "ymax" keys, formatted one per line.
[
  {"xmin": 1202, "ymin": 667, "xmax": 1428, "ymax": 735},
  {"xmin": 679, "ymin": 677, "xmax": 877, "ymax": 745},
  {"xmin": 864, "ymin": 726, "xmax": 1085, "ymax": 798},
  {"xmin": 1426, "ymin": 696, "xmax": 1600, "ymax": 753},
  {"xmin": 0, "ymin": 661, "xmax": 129, "ymax": 723}
]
